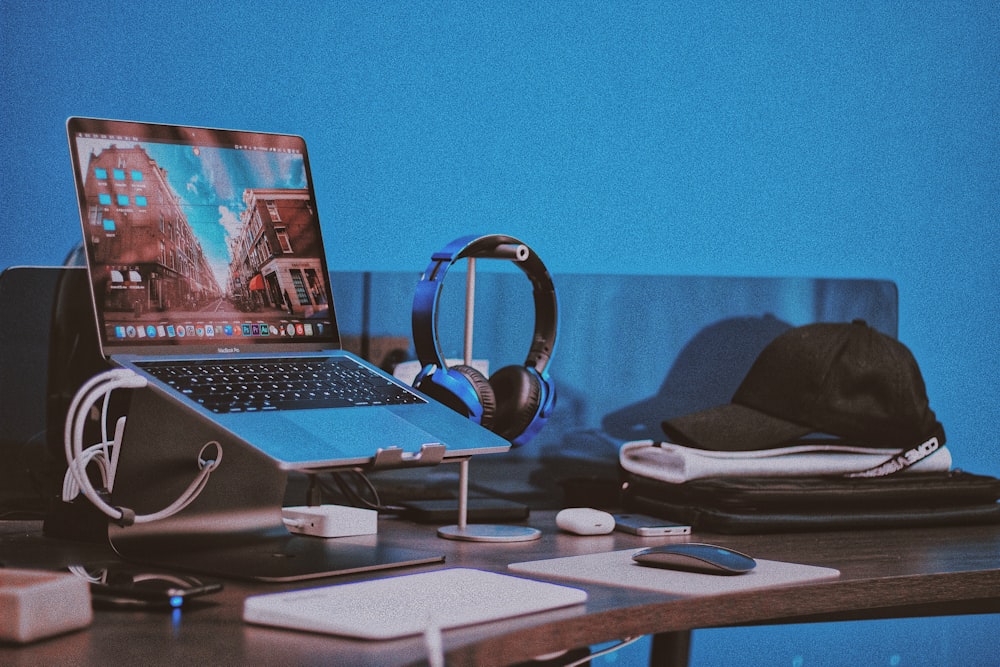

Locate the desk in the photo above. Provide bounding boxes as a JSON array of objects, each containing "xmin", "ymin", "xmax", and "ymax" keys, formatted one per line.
[{"xmin": 2, "ymin": 515, "xmax": 999, "ymax": 666}]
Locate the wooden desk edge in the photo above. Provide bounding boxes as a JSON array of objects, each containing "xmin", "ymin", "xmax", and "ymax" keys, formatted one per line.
[
  {"xmin": 3, "ymin": 517, "xmax": 999, "ymax": 667},
  {"xmin": 445, "ymin": 570, "xmax": 1000, "ymax": 666}
]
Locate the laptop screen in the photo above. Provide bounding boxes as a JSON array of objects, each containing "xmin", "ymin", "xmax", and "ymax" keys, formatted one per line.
[{"xmin": 67, "ymin": 118, "xmax": 340, "ymax": 355}]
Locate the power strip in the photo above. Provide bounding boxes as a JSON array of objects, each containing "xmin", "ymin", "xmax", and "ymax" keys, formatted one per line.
[{"xmin": 281, "ymin": 505, "xmax": 378, "ymax": 538}]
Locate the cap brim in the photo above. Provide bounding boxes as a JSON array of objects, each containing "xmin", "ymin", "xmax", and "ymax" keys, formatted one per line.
[{"xmin": 661, "ymin": 403, "xmax": 813, "ymax": 452}]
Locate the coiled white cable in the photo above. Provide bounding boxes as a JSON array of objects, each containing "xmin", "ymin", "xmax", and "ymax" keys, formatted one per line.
[{"xmin": 62, "ymin": 368, "xmax": 222, "ymax": 526}]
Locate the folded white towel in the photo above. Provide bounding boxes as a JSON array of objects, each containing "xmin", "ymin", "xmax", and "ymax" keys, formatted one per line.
[{"xmin": 619, "ymin": 439, "xmax": 952, "ymax": 484}]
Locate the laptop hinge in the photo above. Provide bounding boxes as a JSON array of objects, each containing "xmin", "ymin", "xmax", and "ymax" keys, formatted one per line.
[{"xmin": 369, "ymin": 443, "xmax": 446, "ymax": 469}]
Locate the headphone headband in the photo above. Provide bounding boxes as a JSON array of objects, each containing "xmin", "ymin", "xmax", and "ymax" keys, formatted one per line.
[{"xmin": 412, "ymin": 234, "xmax": 558, "ymax": 374}]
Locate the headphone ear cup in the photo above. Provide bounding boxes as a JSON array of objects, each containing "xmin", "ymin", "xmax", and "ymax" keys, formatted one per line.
[
  {"xmin": 489, "ymin": 365, "xmax": 542, "ymax": 442},
  {"xmin": 452, "ymin": 365, "xmax": 497, "ymax": 429},
  {"xmin": 415, "ymin": 364, "xmax": 497, "ymax": 428}
]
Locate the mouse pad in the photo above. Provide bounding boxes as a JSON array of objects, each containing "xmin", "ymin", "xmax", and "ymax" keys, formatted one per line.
[{"xmin": 509, "ymin": 549, "xmax": 839, "ymax": 596}]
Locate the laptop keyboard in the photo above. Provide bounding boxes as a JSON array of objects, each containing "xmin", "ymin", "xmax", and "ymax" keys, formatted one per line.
[{"xmin": 136, "ymin": 357, "xmax": 424, "ymax": 413}]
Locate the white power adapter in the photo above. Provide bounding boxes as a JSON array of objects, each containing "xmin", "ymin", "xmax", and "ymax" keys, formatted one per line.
[
  {"xmin": 0, "ymin": 570, "xmax": 92, "ymax": 643},
  {"xmin": 281, "ymin": 505, "xmax": 378, "ymax": 538}
]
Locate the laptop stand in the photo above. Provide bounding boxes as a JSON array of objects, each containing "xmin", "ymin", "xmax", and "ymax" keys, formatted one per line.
[{"xmin": 106, "ymin": 389, "xmax": 443, "ymax": 582}]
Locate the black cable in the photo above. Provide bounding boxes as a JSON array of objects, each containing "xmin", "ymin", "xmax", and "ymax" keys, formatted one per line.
[{"xmin": 313, "ymin": 470, "xmax": 406, "ymax": 514}]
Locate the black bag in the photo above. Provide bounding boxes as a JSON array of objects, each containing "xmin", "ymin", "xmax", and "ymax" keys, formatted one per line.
[{"xmin": 621, "ymin": 470, "xmax": 1000, "ymax": 534}]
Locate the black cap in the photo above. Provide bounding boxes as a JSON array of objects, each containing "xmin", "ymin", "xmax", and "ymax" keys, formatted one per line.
[{"xmin": 661, "ymin": 320, "xmax": 944, "ymax": 452}]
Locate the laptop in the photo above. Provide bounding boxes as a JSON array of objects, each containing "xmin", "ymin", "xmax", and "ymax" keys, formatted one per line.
[{"xmin": 66, "ymin": 117, "xmax": 511, "ymax": 470}]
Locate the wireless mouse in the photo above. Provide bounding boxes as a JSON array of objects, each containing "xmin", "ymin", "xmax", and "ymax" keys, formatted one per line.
[{"xmin": 631, "ymin": 543, "xmax": 756, "ymax": 575}]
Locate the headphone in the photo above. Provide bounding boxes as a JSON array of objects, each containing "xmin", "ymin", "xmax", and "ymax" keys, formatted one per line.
[{"xmin": 412, "ymin": 234, "xmax": 558, "ymax": 446}]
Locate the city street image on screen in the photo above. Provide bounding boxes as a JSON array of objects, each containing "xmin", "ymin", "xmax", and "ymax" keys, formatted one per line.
[{"xmin": 75, "ymin": 136, "xmax": 332, "ymax": 346}]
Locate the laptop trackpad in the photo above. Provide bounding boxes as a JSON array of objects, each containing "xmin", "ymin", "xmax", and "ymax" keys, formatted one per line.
[{"xmin": 269, "ymin": 408, "xmax": 441, "ymax": 464}]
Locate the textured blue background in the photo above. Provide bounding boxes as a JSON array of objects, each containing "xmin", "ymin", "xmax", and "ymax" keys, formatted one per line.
[{"xmin": 2, "ymin": 2, "xmax": 997, "ymax": 664}]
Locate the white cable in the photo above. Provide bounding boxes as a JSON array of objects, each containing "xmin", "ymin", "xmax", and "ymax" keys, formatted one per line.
[
  {"xmin": 424, "ymin": 616, "xmax": 444, "ymax": 667},
  {"xmin": 106, "ymin": 415, "xmax": 128, "ymax": 490},
  {"xmin": 65, "ymin": 370, "xmax": 144, "ymax": 514},
  {"xmin": 560, "ymin": 636, "xmax": 642, "ymax": 667},
  {"xmin": 61, "ymin": 368, "xmax": 222, "ymax": 526},
  {"xmin": 67, "ymin": 564, "xmax": 107, "ymax": 584},
  {"xmin": 62, "ymin": 369, "xmax": 130, "ymax": 467},
  {"xmin": 63, "ymin": 370, "xmax": 138, "ymax": 503}
]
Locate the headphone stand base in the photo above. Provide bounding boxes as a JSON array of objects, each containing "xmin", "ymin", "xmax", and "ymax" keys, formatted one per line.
[
  {"xmin": 437, "ymin": 524, "xmax": 541, "ymax": 543},
  {"xmin": 436, "ymin": 458, "xmax": 541, "ymax": 543}
]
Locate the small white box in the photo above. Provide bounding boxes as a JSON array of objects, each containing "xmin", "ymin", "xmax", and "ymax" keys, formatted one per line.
[
  {"xmin": 0, "ymin": 569, "xmax": 92, "ymax": 644},
  {"xmin": 282, "ymin": 505, "xmax": 378, "ymax": 538}
]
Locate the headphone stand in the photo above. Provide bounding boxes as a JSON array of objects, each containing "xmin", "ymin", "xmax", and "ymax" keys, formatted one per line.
[{"xmin": 436, "ymin": 257, "xmax": 541, "ymax": 543}]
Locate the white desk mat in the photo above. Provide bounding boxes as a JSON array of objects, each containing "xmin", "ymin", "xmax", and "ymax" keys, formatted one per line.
[
  {"xmin": 509, "ymin": 548, "xmax": 839, "ymax": 596},
  {"xmin": 243, "ymin": 567, "xmax": 588, "ymax": 640}
]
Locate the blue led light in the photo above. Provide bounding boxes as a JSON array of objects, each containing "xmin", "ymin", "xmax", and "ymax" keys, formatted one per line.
[{"xmin": 169, "ymin": 595, "xmax": 184, "ymax": 608}]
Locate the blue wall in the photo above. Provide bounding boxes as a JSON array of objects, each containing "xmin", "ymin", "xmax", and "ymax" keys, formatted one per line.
[{"xmin": 2, "ymin": 1, "xmax": 996, "ymax": 664}]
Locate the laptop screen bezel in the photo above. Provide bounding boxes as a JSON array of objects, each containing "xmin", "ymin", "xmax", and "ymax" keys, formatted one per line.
[{"xmin": 66, "ymin": 117, "xmax": 341, "ymax": 357}]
